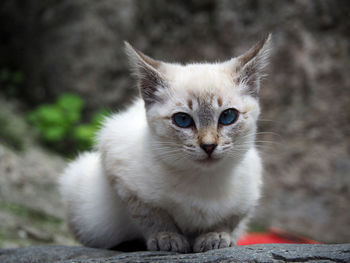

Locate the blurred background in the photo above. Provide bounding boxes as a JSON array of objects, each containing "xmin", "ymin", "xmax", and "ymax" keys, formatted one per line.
[{"xmin": 0, "ymin": 0, "xmax": 349, "ymax": 248}]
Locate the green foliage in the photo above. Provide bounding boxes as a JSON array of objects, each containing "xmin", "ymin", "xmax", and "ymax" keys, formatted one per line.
[
  {"xmin": 0, "ymin": 68, "xmax": 24, "ymax": 96},
  {"xmin": 28, "ymin": 93, "xmax": 109, "ymax": 155}
]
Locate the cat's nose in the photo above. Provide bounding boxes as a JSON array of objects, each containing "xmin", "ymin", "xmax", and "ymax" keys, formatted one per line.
[{"xmin": 200, "ymin": 143, "xmax": 217, "ymax": 155}]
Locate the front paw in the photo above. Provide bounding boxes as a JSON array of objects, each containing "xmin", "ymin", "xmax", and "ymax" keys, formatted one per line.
[
  {"xmin": 193, "ymin": 232, "xmax": 233, "ymax": 252},
  {"xmin": 147, "ymin": 232, "xmax": 190, "ymax": 253}
]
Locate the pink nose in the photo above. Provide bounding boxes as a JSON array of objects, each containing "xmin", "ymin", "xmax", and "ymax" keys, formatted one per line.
[{"xmin": 200, "ymin": 143, "xmax": 217, "ymax": 155}]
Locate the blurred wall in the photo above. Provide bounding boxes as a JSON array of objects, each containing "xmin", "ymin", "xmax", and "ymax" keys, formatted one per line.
[{"xmin": 1, "ymin": 0, "xmax": 349, "ymax": 243}]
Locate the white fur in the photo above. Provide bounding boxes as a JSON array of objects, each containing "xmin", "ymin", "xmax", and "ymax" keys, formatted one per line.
[
  {"xmin": 59, "ymin": 152, "xmax": 140, "ymax": 248},
  {"xmin": 60, "ymin": 98, "xmax": 262, "ymax": 248},
  {"xmin": 59, "ymin": 37, "xmax": 269, "ymax": 249}
]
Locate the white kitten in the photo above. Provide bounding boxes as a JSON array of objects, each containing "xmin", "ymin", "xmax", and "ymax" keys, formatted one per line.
[{"xmin": 59, "ymin": 35, "xmax": 271, "ymax": 252}]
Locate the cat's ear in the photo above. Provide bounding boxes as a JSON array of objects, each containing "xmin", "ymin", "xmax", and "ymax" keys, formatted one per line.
[
  {"xmin": 230, "ymin": 34, "xmax": 271, "ymax": 97},
  {"xmin": 124, "ymin": 41, "xmax": 166, "ymax": 107}
]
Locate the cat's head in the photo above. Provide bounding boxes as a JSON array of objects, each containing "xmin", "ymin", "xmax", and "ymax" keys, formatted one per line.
[{"xmin": 125, "ymin": 35, "xmax": 271, "ymax": 170}]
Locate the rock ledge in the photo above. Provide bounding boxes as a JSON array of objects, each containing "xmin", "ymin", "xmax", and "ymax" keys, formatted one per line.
[{"xmin": 0, "ymin": 244, "xmax": 349, "ymax": 263}]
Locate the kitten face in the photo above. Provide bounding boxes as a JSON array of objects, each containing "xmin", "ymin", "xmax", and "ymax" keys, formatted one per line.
[
  {"xmin": 125, "ymin": 35, "xmax": 270, "ymax": 169},
  {"xmin": 146, "ymin": 64, "xmax": 260, "ymax": 168}
]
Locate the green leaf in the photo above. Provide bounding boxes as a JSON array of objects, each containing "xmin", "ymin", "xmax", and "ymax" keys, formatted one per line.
[
  {"xmin": 65, "ymin": 110, "xmax": 81, "ymax": 125},
  {"xmin": 36, "ymin": 105, "xmax": 65, "ymax": 125},
  {"xmin": 72, "ymin": 124, "xmax": 96, "ymax": 151},
  {"xmin": 73, "ymin": 124, "xmax": 95, "ymax": 142},
  {"xmin": 26, "ymin": 93, "xmax": 109, "ymax": 155},
  {"xmin": 57, "ymin": 94, "xmax": 84, "ymax": 112},
  {"xmin": 91, "ymin": 109, "xmax": 110, "ymax": 128},
  {"xmin": 43, "ymin": 126, "xmax": 66, "ymax": 142}
]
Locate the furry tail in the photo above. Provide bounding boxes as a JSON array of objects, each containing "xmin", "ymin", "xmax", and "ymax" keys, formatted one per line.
[{"xmin": 59, "ymin": 152, "xmax": 139, "ymax": 248}]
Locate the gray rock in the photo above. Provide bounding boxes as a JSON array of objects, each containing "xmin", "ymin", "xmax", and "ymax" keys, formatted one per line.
[
  {"xmin": 0, "ymin": 145, "xmax": 65, "ymax": 219},
  {"xmin": 0, "ymin": 244, "xmax": 349, "ymax": 263},
  {"xmin": 0, "ymin": 144, "xmax": 77, "ymax": 249},
  {"xmin": 1, "ymin": 0, "xmax": 350, "ymax": 243},
  {"xmin": 0, "ymin": 99, "xmax": 76, "ymax": 248}
]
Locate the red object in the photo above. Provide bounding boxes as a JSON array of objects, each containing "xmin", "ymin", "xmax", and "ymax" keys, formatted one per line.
[{"xmin": 237, "ymin": 228, "xmax": 320, "ymax": 246}]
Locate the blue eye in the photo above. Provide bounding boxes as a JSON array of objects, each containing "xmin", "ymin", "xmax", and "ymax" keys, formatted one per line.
[
  {"xmin": 172, "ymin": 112, "xmax": 194, "ymax": 128},
  {"xmin": 219, "ymin": 108, "xmax": 239, "ymax": 125}
]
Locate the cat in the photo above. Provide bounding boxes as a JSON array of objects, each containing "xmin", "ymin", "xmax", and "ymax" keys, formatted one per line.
[{"xmin": 59, "ymin": 34, "xmax": 271, "ymax": 253}]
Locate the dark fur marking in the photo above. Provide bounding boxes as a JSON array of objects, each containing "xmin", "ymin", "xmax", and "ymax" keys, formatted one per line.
[
  {"xmin": 238, "ymin": 34, "xmax": 270, "ymax": 68},
  {"xmin": 198, "ymin": 101, "xmax": 214, "ymax": 127},
  {"xmin": 120, "ymin": 188, "xmax": 180, "ymax": 238},
  {"xmin": 134, "ymin": 48, "xmax": 161, "ymax": 69},
  {"xmin": 217, "ymin": 97, "xmax": 222, "ymax": 107},
  {"xmin": 126, "ymin": 42, "xmax": 167, "ymax": 108},
  {"xmin": 139, "ymin": 66, "xmax": 167, "ymax": 107},
  {"xmin": 235, "ymin": 34, "xmax": 270, "ymax": 98},
  {"xmin": 187, "ymin": 99, "xmax": 193, "ymax": 110}
]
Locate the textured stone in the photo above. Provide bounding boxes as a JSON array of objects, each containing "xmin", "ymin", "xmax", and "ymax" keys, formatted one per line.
[
  {"xmin": 0, "ymin": 0, "xmax": 350, "ymax": 243},
  {"xmin": 0, "ymin": 103, "xmax": 74, "ymax": 247},
  {"xmin": 0, "ymin": 244, "xmax": 349, "ymax": 263},
  {"xmin": 0, "ymin": 145, "xmax": 65, "ymax": 219}
]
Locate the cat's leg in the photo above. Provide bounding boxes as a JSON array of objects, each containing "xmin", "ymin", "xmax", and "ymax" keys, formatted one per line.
[
  {"xmin": 117, "ymin": 188, "xmax": 190, "ymax": 253},
  {"xmin": 59, "ymin": 152, "xmax": 140, "ymax": 248},
  {"xmin": 193, "ymin": 214, "xmax": 249, "ymax": 252}
]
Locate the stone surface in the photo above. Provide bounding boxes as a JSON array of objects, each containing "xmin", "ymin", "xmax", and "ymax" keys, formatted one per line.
[
  {"xmin": 0, "ymin": 143, "xmax": 76, "ymax": 249},
  {"xmin": 0, "ymin": 144, "xmax": 65, "ymax": 219},
  {"xmin": 0, "ymin": 100, "xmax": 76, "ymax": 248},
  {"xmin": 0, "ymin": 244, "xmax": 350, "ymax": 263},
  {"xmin": 0, "ymin": 0, "xmax": 350, "ymax": 243}
]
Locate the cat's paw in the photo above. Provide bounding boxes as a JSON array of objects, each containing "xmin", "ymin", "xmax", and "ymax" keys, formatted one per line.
[
  {"xmin": 193, "ymin": 232, "xmax": 233, "ymax": 252},
  {"xmin": 147, "ymin": 232, "xmax": 190, "ymax": 253}
]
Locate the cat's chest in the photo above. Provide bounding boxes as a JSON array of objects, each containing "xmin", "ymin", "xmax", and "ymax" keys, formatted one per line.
[
  {"xmin": 161, "ymin": 185, "xmax": 243, "ymax": 232},
  {"xmin": 116, "ymin": 155, "xmax": 258, "ymax": 231}
]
